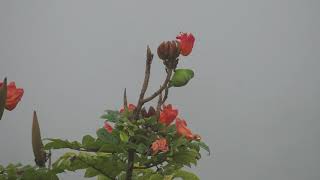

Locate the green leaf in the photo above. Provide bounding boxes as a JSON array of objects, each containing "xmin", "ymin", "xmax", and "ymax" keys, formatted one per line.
[
  {"xmin": 101, "ymin": 110, "xmax": 121, "ymax": 123},
  {"xmin": 135, "ymin": 169, "xmax": 155, "ymax": 180},
  {"xmin": 173, "ymin": 170, "xmax": 200, "ymax": 180},
  {"xmin": 0, "ymin": 77, "xmax": 7, "ymax": 120},
  {"xmin": 172, "ymin": 149, "xmax": 199, "ymax": 167},
  {"xmin": 149, "ymin": 174, "xmax": 164, "ymax": 180},
  {"xmin": 197, "ymin": 141, "xmax": 211, "ymax": 155},
  {"xmin": 119, "ymin": 131, "xmax": 129, "ymax": 143},
  {"xmin": 6, "ymin": 164, "xmax": 17, "ymax": 179},
  {"xmin": 172, "ymin": 137, "xmax": 188, "ymax": 150},
  {"xmin": 169, "ymin": 69, "xmax": 194, "ymax": 87},
  {"xmin": 84, "ymin": 167, "xmax": 100, "ymax": 177},
  {"xmin": 136, "ymin": 143, "xmax": 147, "ymax": 154},
  {"xmin": 96, "ymin": 128, "xmax": 119, "ymax": 144},
  {"xmin": 166, "ymin": 124, "xmax": 177, "ymax": 135},
  {"xmin": 97, "ymin": 175, "xmax": 112, "ymax": 180},
  {"xmin": 44, "ymin": 138, "xmax": 81, "ymax": 150},
  {"xmin": 98, "ymin": 144, "xmax": 123, "ymax": 153},
  {"xmin": 82, "ymin": 135, "xmax": 95, "ymax": 146}
]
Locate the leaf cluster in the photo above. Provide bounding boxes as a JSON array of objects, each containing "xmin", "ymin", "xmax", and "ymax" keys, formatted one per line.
[
  {"xmin": 43, "ymin": 110, "xmax": 210, "ymax": 179},
  {"xmin": 0, "ymin": 164, "xmax": 58, "ymax": 180}
]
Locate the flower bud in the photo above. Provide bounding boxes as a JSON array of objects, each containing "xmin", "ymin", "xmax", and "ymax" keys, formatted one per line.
[
  {"xmin": 157, "ymin": 41, "xmax": 180, "ymax": 60},
  {"xmin": 141, "ymin": 106, "xmax": 156, "ymax": 118},
  {"xmin": 168, "ymin": 40, "xmax": 180, "ymax": 60},
  {"xmin": 157, "ymin": 41, "xmax": 169, "ymax": 60}
]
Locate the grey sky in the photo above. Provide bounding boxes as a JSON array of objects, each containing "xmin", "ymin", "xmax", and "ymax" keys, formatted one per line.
[{"xmin": 1, "ymin": 0, "xmax": 320, "ymax": 179}]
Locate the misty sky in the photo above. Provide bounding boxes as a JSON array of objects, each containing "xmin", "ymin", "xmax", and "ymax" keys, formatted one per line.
[{"xmin": 1, "ymin": 1, "xmax": 320, "ymax": 179}]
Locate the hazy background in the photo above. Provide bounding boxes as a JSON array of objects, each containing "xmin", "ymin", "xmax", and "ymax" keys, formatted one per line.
[{"xmin": 1, "ymin": 0, "xmax": 320, "ymax": 179}]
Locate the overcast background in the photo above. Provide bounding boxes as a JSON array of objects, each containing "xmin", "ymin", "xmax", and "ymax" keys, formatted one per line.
[{"xmin": 1, "ymin": 0, "xmax": 320, "ymax": 179}]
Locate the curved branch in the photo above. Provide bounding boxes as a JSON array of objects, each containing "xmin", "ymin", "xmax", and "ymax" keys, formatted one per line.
[
  {"xmin": 142, "ymin": 69, "xmax": 172, "ymax": 104},
  {"xmin": 161, "ymin": 87, "xmax": 169, "ymax": 105}
]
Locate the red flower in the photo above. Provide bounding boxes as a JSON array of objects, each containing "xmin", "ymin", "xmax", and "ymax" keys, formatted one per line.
[
  {"xmin": 175, "ymin": 118, "xmax": 194, "ymax": 140},
  {"xmin": 176, "ymin": 32, "xmax": 195, "ymax": 56},
  {"xmin": 120, "ymin": 104, "xmax": 136, "ymax": 113},
  {"xmin": 104, "ymin": 122, "xmax": 113, "ymax": 133},
  {"xmin": 151, "ymin": 138, "xmax": 169, "ymax": 155},
  {"xmin": 0, "ymin": 81, "xmax": 24, "ymax": 111},
  {"xmin": 159, "ymin": 104, "xmax": 178, "ymax": 126}
]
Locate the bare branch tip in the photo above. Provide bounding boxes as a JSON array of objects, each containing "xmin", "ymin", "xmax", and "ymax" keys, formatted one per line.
[
  {"xmin": 146, "ymin": 45, "xmax": 153, "ymax": 62},
  {"xmin": 123, "ymin": 88, "xmax": 128, "ymax": 107}
]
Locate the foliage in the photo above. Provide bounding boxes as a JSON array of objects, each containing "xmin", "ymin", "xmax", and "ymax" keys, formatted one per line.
[
  {"xmin": 42, "ymin": 110, "xmax": 210, "ymax": 179},
  {"xmin": 0, "ymin": 32, "xmax": 210, "ymax": 179},
  {"xmin": 0, "ymin": 164, "xmax": 58, "ymax": 180}
]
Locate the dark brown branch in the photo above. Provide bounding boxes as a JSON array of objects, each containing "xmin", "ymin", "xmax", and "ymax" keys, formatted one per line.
[
  {"xmin": 134, "ymin": 46, "xmax": 153, "ymax": 119},
  {"xmin": 126, "ymin": 149, "xmax": 135, "ymax": 180},
  {"xmin": 142, "ymin": 68, "xmax": 172, "ymax": 104},
  {"xmin": 161, "ymin": 86, "xmax": 169, "ymax": 105}
]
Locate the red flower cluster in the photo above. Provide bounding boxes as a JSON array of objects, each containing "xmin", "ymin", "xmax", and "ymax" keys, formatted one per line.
[
  {"xmin": 120, "ymin": 104, "xmax": 136, "ymax": 113},
  {"xmin": 159, "ymin": 104, "xmax": 178, "ymax": 126},
  {"xmin": 104, "ymin": 122, "xmax": 113, "ymax": 133},
  {"xmin": 176, "ymin": 32, "xmax": 195, "ymax": 56},
  {"xmin": 0, "ymin": 81, "xmax": 24, "ymax": 111},
  {"xmin": 151, "ymin": 138, "xmax": 169, "ymax": 155},
  {"xmin": 158, "ymin": 104, "xmax": 200, "ymax": 141}
]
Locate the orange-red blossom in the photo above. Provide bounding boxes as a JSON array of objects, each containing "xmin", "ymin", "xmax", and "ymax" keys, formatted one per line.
[
  {"xmin": 151, "ymin": 138, "xmax": 169, "ymax": 155},
  {"xmin": 159, "ymin": 104, "xmax": 178, "ymax": 126},
  {"xmin": 176, "ymin": 32, "xmax": 195, "ymax": 56},
  {"xmin": 175, "ymin": 118, "xmax": 201, "ymax": 141},
  {"xmin": 0, "ymin": 81, "xmax": 24, "ymax": 111}
]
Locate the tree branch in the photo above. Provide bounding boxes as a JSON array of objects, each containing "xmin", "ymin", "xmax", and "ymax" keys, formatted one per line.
[
  {"xmin": 155, "ymin": 90, "xmax": 163, "ymax": 120},
  {"xmin": 134, "ymin": 46, "xmax": 153, "ymax": 119},
  {"xmin": 142, "ymin": 69, "xmax": 172, "ymax": 104},
  {"xmin": 126, "ymin": 149, "xmax": 135, "ymax": 180},
  {"xmin": 161, "ymin": 86, "xmax": 169, "ymax": 105}
]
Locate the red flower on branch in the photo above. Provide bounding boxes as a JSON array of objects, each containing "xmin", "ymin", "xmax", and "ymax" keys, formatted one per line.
[
  {"xmin": 0, "ymin": 81, "xmax": 24, "ymax": 111},
  {"xmin": 159, "ymin": 104, "xmax": 178, "ymax": 126},
  {"xmin": 175, "ymin": 118, "xmax": 195, "ymax": 140},
  {"xmin": 120, "ymin": 104, "xmax": 136, "ymax": 113},
  {"xmin": 151, "ymin": 138, "xmax": 169, "ymax": 155},
  {"xmin": 104, "ymin": 122, "xmax": 113, "ymax": 133},
  {"xmin": 176, "ymin": 32, "xmax": 195, "ymax": 56}
]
